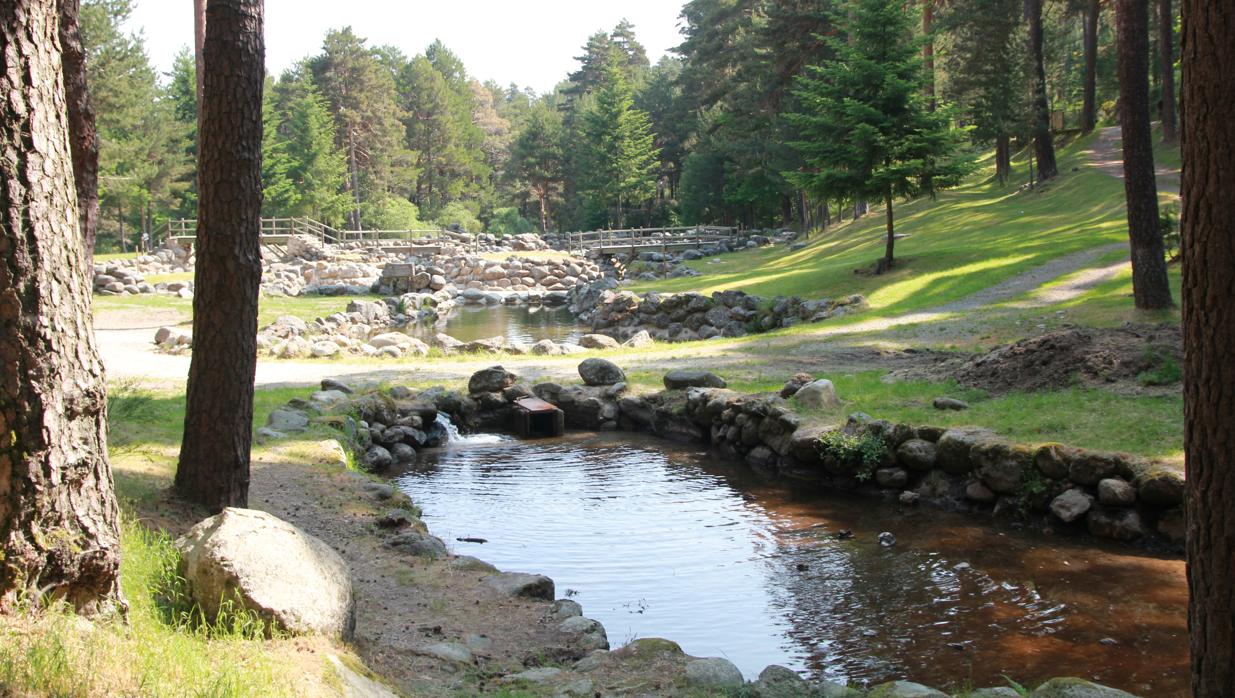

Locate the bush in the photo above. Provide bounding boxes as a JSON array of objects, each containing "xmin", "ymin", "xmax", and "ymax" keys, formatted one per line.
[
  {"xmin": 361, "ymin": 196, "xmax": 424, "ymax": 232},
  {"xmin": 433, "ymin": 202, "xmax": 483, "ymax": 234},
  {"xmin": 487, "ymin": 207, "xmax": 536, "ymax": 235}
]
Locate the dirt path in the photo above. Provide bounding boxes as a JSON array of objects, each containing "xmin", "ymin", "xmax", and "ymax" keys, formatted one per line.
[
  {"xmin": 95, "ymin": 240, "xmax": 1141, "ymax": 390},
  {"xmin": 1088, "ymin": 125, "xmax": 1180, "ymax": 195}
]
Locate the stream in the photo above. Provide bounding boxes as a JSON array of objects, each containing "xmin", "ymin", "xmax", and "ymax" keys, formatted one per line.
[{"xmin": 393, "ymin": 431, "xmax": 1186, "ymax": 695}]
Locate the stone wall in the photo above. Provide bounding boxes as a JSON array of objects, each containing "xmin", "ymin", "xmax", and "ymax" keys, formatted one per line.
[
  {"xmin": 377, "ymin": 364, "xmax": 1185, "ymax": 550},
  {"xmin": 574, "ymin": 286, "xmax": 867, "ymax": 342}
]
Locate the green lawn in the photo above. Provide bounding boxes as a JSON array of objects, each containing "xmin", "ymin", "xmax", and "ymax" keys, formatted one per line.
[
  {"xmin": 93, "ymin": 292, "xmax": 386, "ymax": 328},
  {"xmin": 629, "ymin": 136, "xmax": 1129, "ymax": 319}
]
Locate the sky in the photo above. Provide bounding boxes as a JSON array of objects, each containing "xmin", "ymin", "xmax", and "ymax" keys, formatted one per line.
[{"xmin": 123, "ymin": 0, "xmax": 687, "ymax": 94}]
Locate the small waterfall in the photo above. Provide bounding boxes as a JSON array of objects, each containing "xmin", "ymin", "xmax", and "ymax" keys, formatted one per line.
[{"xmin": 434, "ymin": 412, "xmax": 505, "ymax": 446}]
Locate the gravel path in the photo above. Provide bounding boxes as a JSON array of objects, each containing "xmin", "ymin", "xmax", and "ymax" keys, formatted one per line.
[
  {"xmin": 1088, "ymin": 125, "xmax": 1180, "ymax": 195},
  {"xmin": 96, "ymin": 240, "xmax": 1139, "ymax": 389}
]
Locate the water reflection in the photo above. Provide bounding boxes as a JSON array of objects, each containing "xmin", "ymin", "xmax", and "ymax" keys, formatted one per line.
[
  {"xmin": 393, "ymin": 432, "xmax": 1187, "ymax": 695},
  {"xmin": 402, "ymin": 304, "xmax": 583, "ymax": 344}
]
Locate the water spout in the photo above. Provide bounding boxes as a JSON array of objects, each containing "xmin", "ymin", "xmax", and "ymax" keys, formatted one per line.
[{"xmin": 434, "ymin": 412, "xmax": 505, "ymax": 446}]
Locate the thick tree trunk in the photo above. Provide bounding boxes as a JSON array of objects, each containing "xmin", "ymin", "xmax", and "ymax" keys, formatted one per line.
[
  {"xmin": 923, "ymin": 0, "xmax": 935, "ymax": 111},
  {"xmin": 1158, "ymin": 0, "xmax": 1177, "ymax": 143},
  {"xmin": 176, "ymin": 0, "xmax": 265, "ymax": 512},
  {"xmin": 1181, "ymin": 2, "xmax": 1235, "ymax": 694},
  {"xmin": 1116, "ymin": 0, "xmax": 1172, "ymax": 310},
  {"xmin": 1082, "ymin": 0, "xmax": 1100, "ymax": 133},
  {"xmin": 1027, "ymin": 0, "xmax": 1059, "ymax": 180},
  {"xmin": 57, "ymin": 0, "xmax": 99, "ymax": 267},
  {"xmin": 0, "ymin": 0, "xmax": 123, "ymax": 614}
]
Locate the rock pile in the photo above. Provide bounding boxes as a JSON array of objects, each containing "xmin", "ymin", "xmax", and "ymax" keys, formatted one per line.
[
  {"xmin": 577, "ymin": 287, "xmax": 867, "ymax": 342},
  {"xmin": 378, "ymin": 254, "xmax": 603, "ymax": 298}
]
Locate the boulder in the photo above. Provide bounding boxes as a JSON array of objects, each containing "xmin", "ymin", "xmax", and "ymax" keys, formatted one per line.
[
  {"xmin": 932, "ymin": 397, "xmax": 969, "ymax": 411},
  {"xmin": 1137, "ymin": 470, "xmax": 1184, "ymax": 506},
  {"xmin": 176, "ymin": 508, "xmax": 354, "ymax": 639},
  {"xmin": 1028, "ymin": 677, "xmax": 1138, "ymax": 697},
  {"xmin": 866, "ymin": 681, "xmax": 948, "ymax": 697},
  {"xmin": 664, "ymin": 369, "xmax": 727, "ymax": 390},
  {"xmin": 750, "ymin": 665, "xmax": 814, "ymax": 698},
  {"xmin": 792, "ymin": 379, "xmax": 839, "ymax": 410},
  {"xmin": 267, "ymin": 408, "xmax": 310, "ymax": 433},
  {"xmin": 363, "ymin": 445, "xmax": 393, "ymax": 471},
  {"xmin": 1097, "ymin": 478, "xmax": 1137, "ymax": 507},
  {"xmin": 558, "ymin": 615, "xmax": 609, "ymax": 650},
  {"xmin": 896, "ymin": 439, "xmax": 937, "ymax": 472},
  {"xmin": 320, "ymin": 378, "xmax": 354, "ymax": 394},
  {"xmin": 1050, "ymin": 489, "xmax": 1094, "ymax": 524},
  {"xmin": 578, "ymin": 358, "xmax": 626, "ymax": 386},
  {"xmin": 469, "ymin": 366, "xmax": 518, "ymax": 395},
  {"xmin": 972, "ymin": 442, "xmax": 1030, "ymax": 495},
  {"xmin": 484, "ymin": 572, "xmax": 554, "ymax": 600},
  {"xmin": 935, "ymin": 427, "xmax": 997, "ymax": 475},
  {"xmin": 530, "ymin": 339, "xmax": 563, "ymax": 356},
  {"xmin": 385, "ymin": 532, "xmax": 447, "ymax": 558},
  {"xmin": 1086, "ymin": 506, "xmax": 1146, "ymax": 541},
  {"xmin": 684, "ymin": 657, "xmax": 744, "ymax": 691},
  {"xmin": 624, "ymin": 330, "xmax": 655, "ymax": 348},
  {"xmin": 579, "ymin": 333, "xmax": 621, "ymax": 350}
]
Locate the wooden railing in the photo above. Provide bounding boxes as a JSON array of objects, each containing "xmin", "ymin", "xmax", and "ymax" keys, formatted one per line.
[
  {"xmin": 567, "ymin": 225, "xmax": 740, "ymax": 253},
  {"xmin": 156, "ymin": 217, "xmax": 445, "ymax": 247}
]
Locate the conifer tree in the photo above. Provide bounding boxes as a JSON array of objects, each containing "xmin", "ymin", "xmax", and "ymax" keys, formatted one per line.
[
  {"xmin": 786, "ymin": 0, "xmax": 970, "ymax": 272},
  {"xmin": 262, "ymin": 75, "xmax": 350, "ymax": 223},
  {"xmin": 580, "ymin": 58, "xmax": 661, "ymax": 228}
]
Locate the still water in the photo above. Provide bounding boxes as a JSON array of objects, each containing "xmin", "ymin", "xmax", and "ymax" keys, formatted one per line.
[
  {"xmin": 393, "ymin": 432, "xmax": 1187, "ymax": 695},
  {"xmin": 403, "ymin": 304, "xmax": 584, "ymax": 345}
]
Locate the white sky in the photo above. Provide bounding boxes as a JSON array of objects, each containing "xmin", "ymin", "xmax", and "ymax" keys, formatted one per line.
[{"xmin": 123, "ymin": 0, "xmax": 687, "ymax": 94}]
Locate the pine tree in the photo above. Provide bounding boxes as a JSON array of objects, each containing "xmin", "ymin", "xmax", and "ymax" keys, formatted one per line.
[
  {"xmin": 786, "ymin": 0, "xmax": 971, "ymax": 273},
  {"xmin": 263, "ymin": 75, "xmax": 350, "ymax": 223},
  {"xmin": 510, "ymin": 101, "xmax": 566, "ymax": 232},
  {"xmin": 580, "ymin": 58, "xmax": 661, "ymax": 228},
  {"xmin": 941, "ymin": 0, "xmax": 1028, "ymax": 184}
]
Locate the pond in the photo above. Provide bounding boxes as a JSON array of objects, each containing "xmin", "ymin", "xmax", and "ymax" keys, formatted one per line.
[
  {"xmin": 403, "ymin": 303, "xmax": 584, "ymax": 345},
  {"xmin": 393, "ymin": 431, "xmax": 1187, "ymax": 695}
]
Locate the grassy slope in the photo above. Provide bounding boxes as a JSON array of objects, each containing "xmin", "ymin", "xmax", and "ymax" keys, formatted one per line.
[{"xmin": 629, "ymin": 137, "xmax": 1128, "ymax": 315}]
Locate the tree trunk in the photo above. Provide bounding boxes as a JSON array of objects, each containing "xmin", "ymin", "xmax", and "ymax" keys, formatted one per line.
[
  {"xmin": 193, "ymin": 0, "xmax": 206, "ymax": 106},
  {"xmin": 996, "ymin": 135, "xmax": 1012, "ymax": 184},
  {"xmin": 538, "ymin": 190, "xmax": 548, "ymax": 233},
  {"xmin": 881, "ymin": 190, "xmax": 895, "ymax": 273},
  {"xmin": 1082, "ymin": 0, "xmax": 1100, "ymax": 133},
  {"xmin": 923, "ymin": 0, "xmax": 936, "ymax": 111},
  {"xmin": 1158, "ymin": 0, "xmax": 1177, "ymax": 143},
  {"xmin": 0, "ymin": 0, "xmax": 123, "ymax": 614},
  {"xmin": 1181, "ymin": 2, "xmax": 1235, "ymax": 691},
  {"xmin": 1116, "ymin": 0, "xmax": 1172, "ymax": 309},
  {"xmin": 1027, "ymin": 0, "xmax": 1059, "ymax": 180},
  {"xmin": 57, "ymin": 0, "xmax": 99, "ymax": 267},
  {"xmin": 176, "ymin": 0, "xmax": 265, "ymax": 512}
]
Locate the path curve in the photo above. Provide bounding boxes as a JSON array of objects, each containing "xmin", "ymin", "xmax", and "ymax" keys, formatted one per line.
[{"xmin": 96, "ymin": 240, "xmax": 1137, "ymax": 389}]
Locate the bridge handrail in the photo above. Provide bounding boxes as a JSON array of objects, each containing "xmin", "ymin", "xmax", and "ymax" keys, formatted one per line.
[
  {"xmin": 567, "ymin": 225, "xmax": 739, "ymax": 252},
  {"xmin": 157, "ymin": 217, "xmax": 444, "ymax": 247}
]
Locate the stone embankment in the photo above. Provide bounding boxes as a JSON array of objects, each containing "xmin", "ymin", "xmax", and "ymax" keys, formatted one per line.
[
  {"xmin": 256, "ymin": 369, "xmax": 1153, "ymax": 697},
  {"xmin": 572, "ymin": 283, "xmax": 867, "ymax": 342}
]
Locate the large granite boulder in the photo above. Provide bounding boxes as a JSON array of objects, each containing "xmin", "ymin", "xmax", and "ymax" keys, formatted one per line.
[
  {"xmin": 469, "ymin": 366, "xmax": 518, "ymax": 394},
  {"xmin": 664, "ymin": 370, "xmax": 727, "ymax": 390},
  {"xmin": 176, "ymin": 508, "xmax": 355, "ymax": 639},
  {"xmin": 578, "ymin": 358, "xmax": 626, "ymax": 386}
]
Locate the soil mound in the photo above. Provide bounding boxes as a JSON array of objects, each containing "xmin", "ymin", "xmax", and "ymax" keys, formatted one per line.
[{"xmin": 951, "ymin": 325, "xmax": 1182, "ymax": 395}]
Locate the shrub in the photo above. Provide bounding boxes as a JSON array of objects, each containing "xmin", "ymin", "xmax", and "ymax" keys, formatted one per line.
[
  {"xmin": 817, "ymin": 430, "xmax": 888, "ymax": 481},
  {"xmin": 362, "ymin": 196, "xmax": 424, "ymax": 232},
  {"xmin": 433, "ymin": 202, "xmax": 483, "ymax": 234},
  {"xmin": 487, "ymin": 207, "xmax": 536, "ymax": 235}
]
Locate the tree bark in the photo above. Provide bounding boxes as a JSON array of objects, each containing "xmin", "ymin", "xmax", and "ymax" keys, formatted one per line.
[
  {"xmin": 194, "ymin": 0, "xmax": 206, "ymax": 106},
  {"xmin": 1116, "ymin": 0, "xmax": 1172, "ymax": 310},
  {"xmin": 923, "ymin": 0, "xmax": 936, "ymax": 111},
  {"xmin": 1081, "ymin": 0, "xmax": 1100, "ymax": 133},
  {"xmin": 1027, "ymin": 0, "xmax": 1059, "ymax": 180},
  {"xmin": 57, "ymin": 0, "xmax": 99, "ymax": 267},
  {"xmin": 1158, "ymin": 0, "xmax": 1177, "ymax": 143},
  {"xmin": 881, "ymin": 190, "xmax": 895, "ymax": 272},
  {"xmin": 1181, "ymin": 1, "xmax": 1235, "ymax": 694},
  {"xmin": 996, "ymin": 135, "xmax": 1012, "ymax": 184},
  {"xmin": 176, "ymin": 0, "xmax": 265, "ymax": 512},
  {"xmin": 0, "ymin": 0, "xmax": 123, "ymax": 614}
]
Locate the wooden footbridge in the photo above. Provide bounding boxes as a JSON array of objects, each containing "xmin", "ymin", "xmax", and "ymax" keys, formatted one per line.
[
  {"xmin": 567, "ymin": 225, "xmax": 740, "ymax": 255},
  {"xmin": 158, "ymin": 217, "xmax": 447, "ymax": 256}
]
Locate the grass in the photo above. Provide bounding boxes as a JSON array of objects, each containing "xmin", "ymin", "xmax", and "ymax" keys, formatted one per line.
[
  {"xmin": 93, "ymin": 292, "xmax": 388, "ymax": 328},
  {"xmin": 620, "ymin": 368, "xmax": 1182, "ymax": 461},
  {"xmin": 627, "ymin": 136, "xmax": 1128, "ymax": 319},
  {"xmin": 0, "ymin": 381, "xmax": 374, "ymax": 698}
]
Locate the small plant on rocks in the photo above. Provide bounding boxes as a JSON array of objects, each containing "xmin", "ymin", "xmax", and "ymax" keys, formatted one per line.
[{"xmin": 817, "ymin": 430, "xmax": 888, "ymax": 481}]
